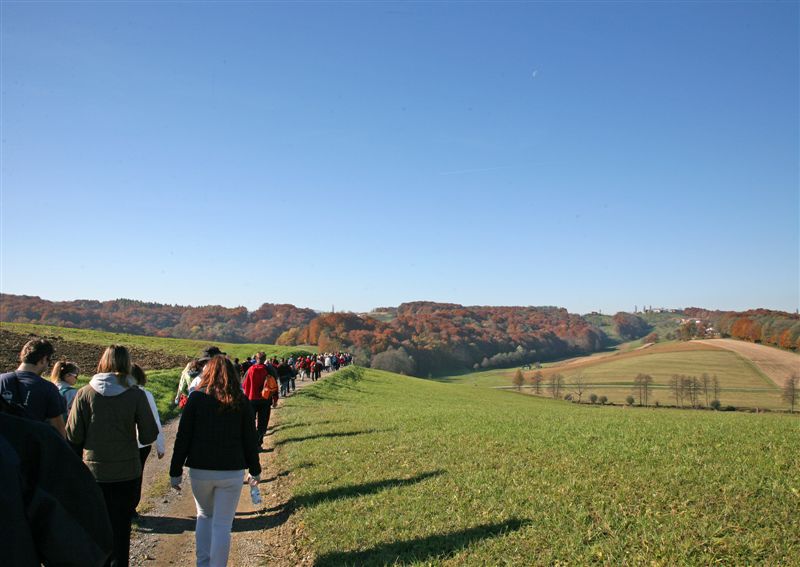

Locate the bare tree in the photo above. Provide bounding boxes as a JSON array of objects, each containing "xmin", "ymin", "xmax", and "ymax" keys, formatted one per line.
[
  {"xmin": 669, "ymin": 374, "xmax": 682, "ymax": 407},
  {"xmin": 549, "ymin": 373, "xmax": 564, "ymax": 399},
  {"xmin": 528, "ymin": 370, "xmax": 543, "ymax": 395},
  {"xmin": 783, "ymin": 374, "xmax": 798, "ymax": 413},
  {"xmin": 701, "ymin": 373, "xmax": 711, "ymax": 407},
  {"xmin": 573, "ymin": 374, "xmax": 587, "ymax": 403},
  {"xmin": 683, "ymin": 376, "xmax": 700, "ymax": 408},
  {"xmin": 632, "ymin": 374, "xmax": 643, "ymax": 406},
  {"xmin": 642, "ymin": 374, "xmax": 653, "ymax": 406},
  {"xmin": 633, "ymin": 373, "xmax": 654, "ymax": 406},
  {"xmin": 512, "ymin": 369, "xmax": 525, "ymax": 391},
  {"xmin": 712, "ymin": 374, "xmax": 720, "ymax": 401}
]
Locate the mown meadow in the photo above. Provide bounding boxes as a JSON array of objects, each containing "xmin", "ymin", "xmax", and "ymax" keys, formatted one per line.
[
  {"xmin": 276, "ymin": 367, "xmax": 799, "ymax": 565},
  {"xmin": 442, "ymin": 341, "xmax": 789, "ymax": 410}
]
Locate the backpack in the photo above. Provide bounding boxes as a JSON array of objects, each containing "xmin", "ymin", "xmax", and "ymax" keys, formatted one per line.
[
  {"xmin": 261, "ymin": 375, "xmax": 279, "ymax": 399},
  {"xmin": 0, "ymin": 373, "xmax": 35, "ymax": 420}
]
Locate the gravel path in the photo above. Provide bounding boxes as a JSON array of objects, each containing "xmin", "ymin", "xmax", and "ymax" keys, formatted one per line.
[{"xmin": 130, "ymin": 377, "xmax": 321, "ymax": 566}]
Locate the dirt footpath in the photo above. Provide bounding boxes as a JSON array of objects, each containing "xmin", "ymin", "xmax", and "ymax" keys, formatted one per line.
[
  {"xmin": 702, "ymin": 339, "xmax": 800, "ymax": 387},
  {"xmin": 131, "ymin": 380, "xmax": 317, "ymax": 566}
]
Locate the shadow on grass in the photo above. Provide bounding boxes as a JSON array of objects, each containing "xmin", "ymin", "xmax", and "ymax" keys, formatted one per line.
[
  {"xmin": 314, "ymin": 518, "xmax": 529, "ymax": 566},
  {"xmin": 262, "ymin": 470, "xmax": 444, "ymax": 517},
  {"xmin": 274, "ymin": 428, "xmax": 389, "ymax": 447},
  {"xmin": 293, "ymin": 470, "xmax": 443, "ymax": 509},
  {"xmin": 271, "ymin": 419, "xmax": 341, "ymax": 433}
]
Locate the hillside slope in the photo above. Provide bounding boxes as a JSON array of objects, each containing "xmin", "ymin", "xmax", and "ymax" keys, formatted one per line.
[
  {"xmin": 702, "ymin": 338, "xmax": 799, "ymax": 387},
  {"xmin": 277, "ymin": 368, "xmax": 799, "ymax": 565}
]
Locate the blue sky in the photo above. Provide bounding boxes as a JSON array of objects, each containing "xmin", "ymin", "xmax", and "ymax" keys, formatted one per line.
[{"xmin": 1, "ymin": 1, "xmax": 797, "ymax": 314}]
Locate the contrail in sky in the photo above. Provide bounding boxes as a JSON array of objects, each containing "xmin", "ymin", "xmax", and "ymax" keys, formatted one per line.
[{"xmin": 438, "ymin": 165, "xmax": 516, "ymax": 175}]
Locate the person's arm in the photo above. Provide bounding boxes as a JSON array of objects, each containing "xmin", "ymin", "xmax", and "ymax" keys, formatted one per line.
[
  {"xmin": 241, "ymin": 367, "xmax": 252, "ymax": 398},
  {"xmin": 169, "ymin": 395, "xmax": 197, "ymax": 484},
  {"xmin": 45, "ymin": 384, "xmax": 67, "ymax": 438},
  {"xmin": 144, "ymin": 390, "xmax": 166, "ymax": 458},
  {"xmin": 240, "ymin": 401, "xmax": 261, "ymax": 478},
  {"xmin": 135, "ymin": 390, "xmax": 159, "ymax": 447},
  {"xmin": 65, "ymin": 390, "xmax": 87, "ymax": 456},
  {"xmin": 175, "ymin": 367, "xmax": 190, "ymax": 403},
  {"xmin": 48, "ymin": 415, "xmax": 66, "ymax": 439}
]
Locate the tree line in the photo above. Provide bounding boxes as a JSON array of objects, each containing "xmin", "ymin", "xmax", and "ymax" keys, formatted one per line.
[
  {"xmin": 0, "ymin": 294, "xmax": 317, "ymax": 343},
  {"xmin": 276, "ymin": 303, "xmax": 607, "ymax": 377},
  {"xmin": 511, "ymin": 370, "xmax": 799, "ymax": 413},
  {"xmin": 684, "ymin": 307, "xmax": 800, "ymax": 350}
]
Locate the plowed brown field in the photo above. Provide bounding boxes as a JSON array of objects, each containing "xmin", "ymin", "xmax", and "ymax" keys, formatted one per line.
[{"xmin": 0, "ymin": 328, "xmax": 189, "ymax": 373}]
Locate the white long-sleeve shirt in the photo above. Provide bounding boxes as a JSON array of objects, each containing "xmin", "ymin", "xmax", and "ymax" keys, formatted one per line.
[{"xmin": 137, "ymin": 387, "xmax": 165, "ymax": 455}]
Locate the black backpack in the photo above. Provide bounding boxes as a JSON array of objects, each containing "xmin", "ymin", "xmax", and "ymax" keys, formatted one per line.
[{"xmin": 0, "ymin": 372, "xmax": 35, "ymax": 420}]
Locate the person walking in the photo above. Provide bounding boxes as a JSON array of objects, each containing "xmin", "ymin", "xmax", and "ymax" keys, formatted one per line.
[
  {"xmin": 130, "ymin": 364, "xmax": 165, "ymax": 519},
  {"xmin": 169, "ymin": 355, "xmax": 261, "ymax": 567},
  {"xmin": 278, "ymin": 358, "xmax": 291, "ymax": 398},
  {"xmin": 67, "ymin": 345, "xmax": 159, "ymax": 567},
  {"xmin": 241, "ymin": 352, "xmax": 273, "ymax": 446},
  {"xmin": 51, "ymin": 359, "xmax": 80, "ymax": 422},
  {"xmin": 175, "ymin": 359, "xmax": 200, "ymax": 407},
  {"xmin": 0, "ymin": 338, "xmax": 66, "ymax": 437},
  {"xmin": 1, "ymin": 397, "xmax": 114, "ymax": 566}
]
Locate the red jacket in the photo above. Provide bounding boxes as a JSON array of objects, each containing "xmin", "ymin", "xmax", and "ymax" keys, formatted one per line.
[{"xmin": 242, "ymin": 364, "xmax": 268, "ymax": 400}]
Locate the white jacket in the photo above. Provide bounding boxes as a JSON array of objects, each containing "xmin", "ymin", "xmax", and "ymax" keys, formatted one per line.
[{"xmin": 137, "ymin": 387, "xmax": 165, "ymax": 455}]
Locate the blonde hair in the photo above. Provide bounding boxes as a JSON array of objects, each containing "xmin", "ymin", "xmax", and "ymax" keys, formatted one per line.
[
  {"xmin": 96, "ymin": 345, "xmax": 132, "ymax": 386},
  {"xmin": 50, "ymin": 360, "xmax": 80, "ymax": 383}
]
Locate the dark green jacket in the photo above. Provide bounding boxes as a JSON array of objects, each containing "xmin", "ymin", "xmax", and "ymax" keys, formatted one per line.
[{"xmin": 67, "ymin": 374, "xmax": 158, "ymax": 482}]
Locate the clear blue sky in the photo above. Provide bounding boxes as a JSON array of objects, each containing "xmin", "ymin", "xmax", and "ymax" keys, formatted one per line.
[{"xmin": 2, "ymin": 1, "xmax": 797, "ymax": 315}]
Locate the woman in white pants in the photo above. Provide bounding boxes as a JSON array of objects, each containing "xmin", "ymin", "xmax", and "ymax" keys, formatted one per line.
[{"xmin": 169, "ymin": 356, "xmax": 261, "ymax": 567}]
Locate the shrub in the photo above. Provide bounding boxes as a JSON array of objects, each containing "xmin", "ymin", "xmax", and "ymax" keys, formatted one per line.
[
  {"xmin": 370, "ymin": 347, "xmax": 417, "ymax": 375},
  {"xmin": 564, "ymin": 393, "xmax": 573, "ymax": 401},
  {"xmin": 625, "ymin": 395, "xmax": 635, "ymax": 406},
  {"xmin": 599, "ymin": 395, "xmax": 608, "ymax": 405},
  {"xmin": 589, "ymin": 393, "xmax": 598, "ymax": 404},
  {"xmin": 710, "ymin": 399, "xmax": 721, "ymax": 410},
  {"xmin": 337, "ymin": 366, "xmax": 364, "ymax": 381}
]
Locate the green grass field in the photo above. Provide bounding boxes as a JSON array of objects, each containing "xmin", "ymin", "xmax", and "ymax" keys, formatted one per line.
[
  {"xmin": 276, "ymin": 367, "xmax": 799, "ymax": 565},
  {"xmin": 440, "ymin": 342, "xmax": 790, "ymax": 410},
  {"xmin": 1, "ymin": 321, "xmax": 315, "ymax": 360}
]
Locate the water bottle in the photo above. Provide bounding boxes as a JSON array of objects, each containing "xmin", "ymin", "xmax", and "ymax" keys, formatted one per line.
[{"xmin": 249, "ymin": 484, "xmax": 262, "ymax": 505}]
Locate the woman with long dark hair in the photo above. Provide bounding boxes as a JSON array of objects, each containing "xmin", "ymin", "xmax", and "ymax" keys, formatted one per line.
[
  {"xmin": 169, "ymin": 355, "xmax": 261, "ymax": 567},
  {"xmin": 67, "ymin": 345, "xmax": 158, "ymax": 567}
]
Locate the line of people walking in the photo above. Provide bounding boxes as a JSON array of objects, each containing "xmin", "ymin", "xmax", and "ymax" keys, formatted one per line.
[
  {"xmin": 0, "ymin": 338, "xmax": 349, "ymax": 566},
  {"xmin": 0, "ymin": 339, "xmax": 163, "ymax": 566}
]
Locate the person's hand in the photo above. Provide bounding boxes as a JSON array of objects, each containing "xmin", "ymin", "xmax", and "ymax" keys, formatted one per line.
[
  {"xmin": 246, "ymin": 474, "xmax": 260, "ymax": 486},
  {"xmin": 174, "ymin": 397, "xmax": 180, "ymax": 405},
  {"xmin": 157, "ymin": 451, "xmax": 165, "ymax": 460},
  {"xmin": 170, "ymin": 476, "xmax": 182, "ymax": 491}
]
